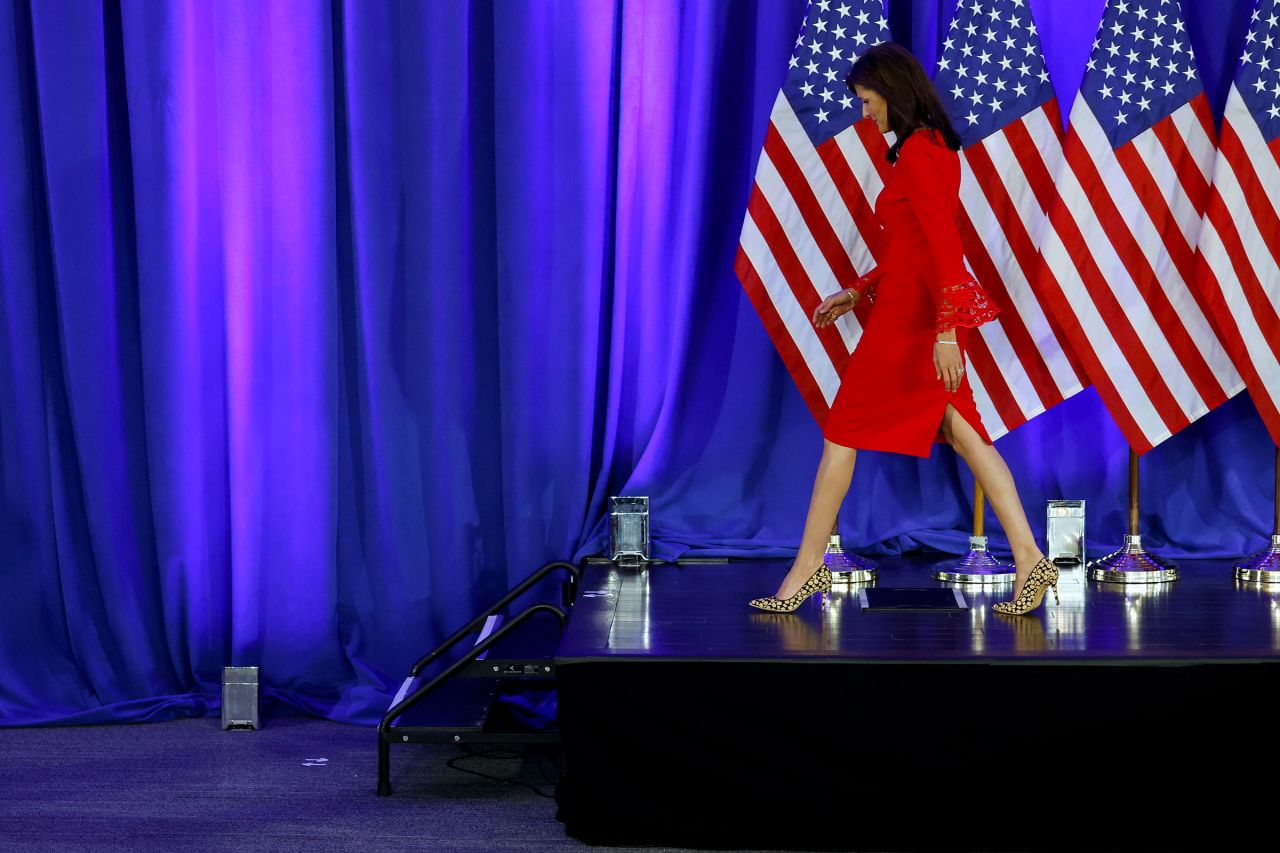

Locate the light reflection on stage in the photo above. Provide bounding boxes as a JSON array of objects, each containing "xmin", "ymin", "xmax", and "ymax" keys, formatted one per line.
[
  {"xmin": 577, "ymin": 555, "xmax": 1280, "ymax": 662},
  {"xmin": 748, "ymin": 610, "xmax": 823, "ymax": 651},
  {"xmin": 604, "ymin": 565, "xmax": 651, "ymax": 651},
  {"xmin": 1044, "ymin": 564, "xmax": 1087, "ymax": 650},
  {"xmin": 1274, "ymin": 598, "xmax": 1280, "ymax": 651},
  {"xmin": 1087, "ymin": 579, "xmax": 1171, "ymax": 652},
  {"xmin": 1234, "ymin": 581, "xmax": 1280, "ymax": 651}
]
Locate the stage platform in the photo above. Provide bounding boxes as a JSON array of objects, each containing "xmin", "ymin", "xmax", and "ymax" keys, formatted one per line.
[{"xmin": 553, "ymin": 554, "xmax": 1280, "ymax": 851}]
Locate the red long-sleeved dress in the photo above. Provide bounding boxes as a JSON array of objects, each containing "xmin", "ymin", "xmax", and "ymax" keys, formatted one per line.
[{"xmin": 822, "ymin": 128, "xmax": 1000, "ymax": 457}]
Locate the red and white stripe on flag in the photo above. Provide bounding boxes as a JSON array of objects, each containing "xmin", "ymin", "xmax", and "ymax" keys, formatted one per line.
[
  {"xmin": 1035, "ymin": 0, "xmax": 1243, "ymax": 454},
  {"xmin": 933, "ymin": 0, "xmax": 1090, "ymax": 439},
  {"xmin": 955, "ymin": 102, "xmax": 1090, "ymax": 439},
  {"xmin": 735, "ymin": 0, "xmax": 892, "ymax": 422},
  {"xmin": 1195, "ymin": 0, "xmax": 1280, "ymax": 446}
]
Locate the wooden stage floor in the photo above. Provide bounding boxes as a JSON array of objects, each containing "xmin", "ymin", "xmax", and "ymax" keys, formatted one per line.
[{"xmin": 558, "ymin": 554, "xmax": 1280, "ymax": 663}]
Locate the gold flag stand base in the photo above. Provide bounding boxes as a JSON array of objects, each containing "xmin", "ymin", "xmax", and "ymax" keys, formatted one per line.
[
  {"xmin": 1235, "ymin": 535, "xmax": 1280, "ymax": 583},
  {"xmin": 932, "ymin": 484, "xmax": 1014, "ymax": 584},
  {"xmin": 825, "ymin": 533, "xmax": 877, "ymax": 585},
  {"xmin": 1236, "ymin": 449, "xmax": 1280, "ymax": 583},
  {"xmin": 933, "ymin": 535, "xmax": 1015, "ymax": 584},
  {"xmin": 1089, "ymin": 451, "xmax": 1178, "ymax": 584},
  {"xmin": 1088, "ymin": 533, "xmax": 1179, "ymax": 583}
]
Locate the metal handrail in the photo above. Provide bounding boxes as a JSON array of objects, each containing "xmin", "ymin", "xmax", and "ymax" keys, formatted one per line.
[{"xmin": 408, "ymin": 560, "xmax": 580, "ymax": 677}]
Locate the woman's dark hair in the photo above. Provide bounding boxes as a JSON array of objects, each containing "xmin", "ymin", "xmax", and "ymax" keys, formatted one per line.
[{"xmin": 846, "ymin": 42, "xmax": 961, "ymax": 162}]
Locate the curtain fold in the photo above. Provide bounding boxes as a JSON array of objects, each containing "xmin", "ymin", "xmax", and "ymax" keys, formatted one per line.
[{"xmin": 0, "ymin": 0, "xmax": 1273, "ymax": 726}]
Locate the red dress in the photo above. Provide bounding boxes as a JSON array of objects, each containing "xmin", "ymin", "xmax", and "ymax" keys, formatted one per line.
[{"xmin": 822, "ymin": 129, "xmax": 1000, "ymax": 457}]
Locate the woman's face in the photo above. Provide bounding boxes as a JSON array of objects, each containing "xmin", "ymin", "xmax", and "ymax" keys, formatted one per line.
[{"xmin": 853, "ymin": 84, "xmax": 889, "ymax": 134}]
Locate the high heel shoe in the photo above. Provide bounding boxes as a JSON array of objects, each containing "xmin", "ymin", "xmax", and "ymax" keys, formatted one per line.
[
  {"xmin": 749, "ymin": 564, "xmax": 832, "ymax": 613},
  {"xmin": 992, "ymin": 557, "xmax": 1059, "ymax": 615}
]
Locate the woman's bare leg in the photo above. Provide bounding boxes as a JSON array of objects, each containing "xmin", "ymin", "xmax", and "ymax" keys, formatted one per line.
[
  {"xmin": 940, "ymin": 405, "xmax": 1045, "ymax": 598},
  {"xmin": 775, "ymin": 440, "xmax": 858, "ymax": 599}
]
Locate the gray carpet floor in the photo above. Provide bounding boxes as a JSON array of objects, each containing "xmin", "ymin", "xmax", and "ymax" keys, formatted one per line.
[{"xmin": 0, "ymin": 717, "xmax": 725, "ymax": 853}]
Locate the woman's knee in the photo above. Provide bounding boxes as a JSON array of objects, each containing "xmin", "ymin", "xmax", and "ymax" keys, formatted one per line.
[
  {"xmin": 942, "ymin": 406, "xmax": 977, "ymax": 454},
  {"xmin": 938, "ymin": 415, "xmax": 956, "ymax": 446}
]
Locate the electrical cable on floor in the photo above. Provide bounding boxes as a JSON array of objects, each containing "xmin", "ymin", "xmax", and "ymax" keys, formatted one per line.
[{"xmin": 445, "ymin": 744, "xmax": 557, "ymax": 798}]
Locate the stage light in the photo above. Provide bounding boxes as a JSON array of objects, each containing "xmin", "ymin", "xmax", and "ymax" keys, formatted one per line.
[
  {"xmin": 609, "ymin": 496, "xmax": 649, "ymax": 568},
  {"xmin": 221, "ymin": 666, "xmax": 260, "ymax": 730}
]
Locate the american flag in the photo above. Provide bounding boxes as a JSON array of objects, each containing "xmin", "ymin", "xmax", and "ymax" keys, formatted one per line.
[
  {"xmin": 1195, "ymin": 0, "xmax": 1280, "ymax": 445},
  {"xmin": 933, "ymin": 0, "xmax": 1088, "ymax": 438},
  {"xmin": 1035, "ymin": 0, "xmax": 1243, "ymax": 453},
  {"xmin": 735, "ymin": 0, "xmax": 891, "ymax": 419}
]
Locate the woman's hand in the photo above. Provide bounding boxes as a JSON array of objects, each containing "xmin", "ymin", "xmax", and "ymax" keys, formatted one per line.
[
  {"xmin": 812, "ymin": 289, "xmax": 856, "ymax": 328},
  {"xmin": 934, "ymin": 335, "xmax": 965, "ymax": 392}
]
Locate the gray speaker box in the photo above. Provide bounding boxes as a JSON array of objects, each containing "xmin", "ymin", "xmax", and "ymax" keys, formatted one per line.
[{"xmin": 221, "ymin": 666, "xmax": 260, "ymax": 730}]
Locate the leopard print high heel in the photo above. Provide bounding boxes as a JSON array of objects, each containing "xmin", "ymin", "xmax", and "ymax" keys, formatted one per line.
[
  {"xmin": 992, "ymin": 557, "xmax": 1059, "ymax": 615},
  {"xmin": 749, "ymin": 564, "xmax": 832, "ymax": 613}
]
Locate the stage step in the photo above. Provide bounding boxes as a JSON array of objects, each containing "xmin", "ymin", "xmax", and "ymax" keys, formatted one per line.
[
  {"xmin": 384, "ymin": 675, "xmax": 559, "ymax": 745},
  {"xmin": 388, "ymin": 676, "xmax": 493, "ymax": 733},
  {"xmin": 379, "ymin": 560, "xmax": 581, "ymax": 793},
  {"xmin": 459, "ymin": 612, "xmax": 562, "ymax": 678}
]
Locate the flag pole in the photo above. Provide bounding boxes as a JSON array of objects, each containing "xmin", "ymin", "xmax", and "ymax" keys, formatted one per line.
[
  {"xmin": 1088, "ymin": 449, "xmax": 1179, "ymax": 583},
  {"xmin": 933, "ymin": 482, "xmax": 1015, "ymax": 584},
  {"xmin": 825, "ymin": 512, "xmax": 877, "ymax": 585},
  {"xmin": 1234, "ymin": 446, "xmax": 1280, "ymax": 583}
]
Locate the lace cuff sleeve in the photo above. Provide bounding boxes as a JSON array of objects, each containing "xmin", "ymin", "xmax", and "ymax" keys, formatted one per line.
[
  {"xmin": 936, "ymin": 277, "xmax": 999, "ymax": 332},
  {"xmin": 847, "ymin": 270, "xmax": 880, "ymax": 305}
]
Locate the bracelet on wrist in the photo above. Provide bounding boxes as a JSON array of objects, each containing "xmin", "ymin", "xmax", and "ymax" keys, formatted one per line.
[{"xmin": 935, "ymin": 339, "xmax": 959, "ymax": 346}]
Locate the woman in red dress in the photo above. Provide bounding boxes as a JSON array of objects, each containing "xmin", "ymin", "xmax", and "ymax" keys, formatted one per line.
[{"xmin": 749, "ymin": 43, "xmax": 1058, "ymax": 616}]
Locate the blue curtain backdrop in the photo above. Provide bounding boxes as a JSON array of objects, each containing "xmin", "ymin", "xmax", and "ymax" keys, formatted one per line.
[{"xmin": 0, "ymin": 0, "xmax": 1271, "ymax": 726}]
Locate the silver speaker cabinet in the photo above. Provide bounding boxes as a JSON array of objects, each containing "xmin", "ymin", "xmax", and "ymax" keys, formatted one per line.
[
  {"xmin": 610, "ymin": 496, "xmax": 650, "ymax": 567},
  {"xmin": 1047, "ymin": 500, "xmax": 1086, "ymax": 565},
  {"xmin": 222, "ymin": 666, "xmax": 260, "ymax": 730}
]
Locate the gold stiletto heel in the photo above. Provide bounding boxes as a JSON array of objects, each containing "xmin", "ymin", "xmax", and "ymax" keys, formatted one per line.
[
  {"xmin": 750, "ymin": 564, "xmax": 832, "ymax": 613},
  {"xmin": 992, "ymin": 557, "xmax": 1059, "ymax": 615}
]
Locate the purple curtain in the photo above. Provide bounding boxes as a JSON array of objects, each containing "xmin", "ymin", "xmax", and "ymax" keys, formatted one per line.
[{"xmin": 0, "ymin": 0, "xmax": 1271, "ymax": 726}]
